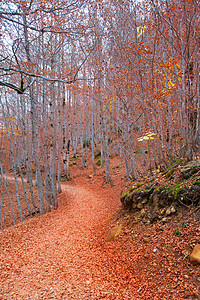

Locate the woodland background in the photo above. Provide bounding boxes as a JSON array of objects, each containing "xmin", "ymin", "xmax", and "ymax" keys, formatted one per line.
[{"xmin": 0, "ymin": 0, "xmax": 200, "ymax": 229}]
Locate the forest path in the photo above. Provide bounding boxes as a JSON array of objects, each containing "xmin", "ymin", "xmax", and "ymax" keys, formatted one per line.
[{"xmin": 0, "ymin": 179, "xmax": 138, "ymax": 299}]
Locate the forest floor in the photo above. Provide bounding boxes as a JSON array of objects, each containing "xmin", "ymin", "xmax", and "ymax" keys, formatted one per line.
[{"xmin": 0, "ymin": 153, "xmax": 200, "ymax": 299}]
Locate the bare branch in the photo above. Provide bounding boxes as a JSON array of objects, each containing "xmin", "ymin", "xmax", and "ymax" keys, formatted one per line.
[{"xmin": 0, "ymin": 82, "xmax": 25, "ymax": 94}]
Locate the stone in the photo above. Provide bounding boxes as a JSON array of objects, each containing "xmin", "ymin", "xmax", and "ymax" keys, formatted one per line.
[
  {"xmin": 142, "ymin": 198, "xmax": 148, "ymax": 204},
  {"xmin": 137, "ymin": 202, "xmax": 143, "ymax": 209},
  {"xmin": 152, "ymin": 194, "xmax": 159, "ymax": 207},
  {"xmin": 140, "ymin": 209, "xmax": 145, "ymax": 217},
  {"xmin": 180, "ymin": 159, "xmax": 200, "ymax": 178},
  {"xmin": 161, "ymin": 217, "xmax": 169, "ymax": 224},
  {"xmin": 190, "ymin": 244, "xmax": 200, "ymax": 264},
  {"xmin": 166, "ymin": 208, "xmax": 171, "ymax": 216},
  {"xmin": 165, "ymin": 206, "xmax": 176, "ymax": 216},
  {"xmin": 170, "ymin": 206, "xmax": 176, "ymax": 213}
]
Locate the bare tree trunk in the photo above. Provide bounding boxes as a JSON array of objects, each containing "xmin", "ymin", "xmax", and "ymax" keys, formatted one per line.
[
  {"xmin": 23, "ymin": 14, "xmax": 45, "ymax": 215},
  {"xmin": 57, "ymin": 83, "xmax": 62, "ymax": 193},
  {"xmin": 50, "ymin": 83, "xmax": 58, "ymax": 209},
  {"xmin": 91, "ymin": 97, "xmax": 96, "ymax": 172},
  {"xmin": 18, "ymin": 164, "xmax": 31, "ymax": 216}
]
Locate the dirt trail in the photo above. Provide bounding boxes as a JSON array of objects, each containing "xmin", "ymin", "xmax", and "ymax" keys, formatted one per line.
[{"xmin": 0, "ymin": 180, "xmax": 138, "ymax": 299}]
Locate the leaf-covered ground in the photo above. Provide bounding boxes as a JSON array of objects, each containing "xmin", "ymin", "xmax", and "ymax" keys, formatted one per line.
[{"xmin": 0, "ymin": 156, "xmax": 199, "ymax": 299}]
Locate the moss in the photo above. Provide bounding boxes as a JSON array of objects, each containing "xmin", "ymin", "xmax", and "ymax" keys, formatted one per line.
[
  {"xmin": 137, "ymin": 182, "xmax": 146, "ymax": 188},
  {"xmin": 128, "ymin": 185, "xmax": 140, "ymax": 192},
  {"xmin": 127, "ymin": 191, "xmax": 134, "ymax": 198},
  {"xmin": 192, "ymin": 179, "xmax": 200, "ymax": 185},
  {"xmin": 168, "ymin": 183, "xmax": 187, "ymax": 200},
  {"xmin": 120, "ymin": 190, "xmax": 128, "ymax": 199},
  {"xmin": 163, "ymin": 159, "xmax": 183, "ymax": 175},
  {"xmin": 128, "ymin": 186, "xmax": 135, "ymax": 192},
  {"xmin": 144, "ymin": 185, "xmax": 154, "ymax": 194},
  {"xmin": 155, "ymin": 186, "xmax": 166, "ymax": 193}
]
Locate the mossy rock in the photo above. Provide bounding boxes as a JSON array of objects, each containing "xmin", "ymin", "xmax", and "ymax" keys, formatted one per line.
[
  {"xmin": 155, "ymin": 185, "xmax": 166, "ymax": 194},
  {"xmin": 180, "ymin": 159, "xmax": 200, "ymax": 179},
  {"xmin": 143, "ymin": 185, "xmax": 154, "ymax": 196},
  {"xmin": 128, "ymin": 183, "xmax": 145, "ymax": 193},
  {"xmin": 137, "ymin": 182, "xmax": 146, "ymax": 188}
]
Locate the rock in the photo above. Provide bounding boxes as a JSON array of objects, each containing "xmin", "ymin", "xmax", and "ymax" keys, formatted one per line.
[
  {"xmin": 140, "ymin": 209, "xmax": 145, "ymax": 217},
  {"xmin": 166, "ymin": 206, "xmax": 176, "ymax": 216},
  {"xmin": 190, "ymin": 244, "xmax": 200, "ymax": 264},
  {"xmin": 180, "ymin": 159, "xmax": 200, "ymax": 178},
  {"xmin": 170, "ymin": 206, "xmax": 176, "ymax": 213},
  {"xmin": 142, "ymin": 198, "xmax": 148, "ymax": 204},
  {"xmin": 161, "ymin": 217, "xmax": 171, "ymax": 224},
  {"xmin": 166, "ymin": 208, "xmax": 171, "ymax": 216},
  {"xmin": 152, "ymin": 194, "xmax": 159, "ymax": 207},
  {"xmin": 137, "ymin": 202, "xmax": 143, "ymax": 209}
]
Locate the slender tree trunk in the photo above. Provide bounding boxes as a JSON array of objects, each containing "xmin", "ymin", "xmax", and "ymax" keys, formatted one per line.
[
  {"xmin": 50, "ymin": 83, "xmax": 58, "ymax": 209},
  {"xmin": 18, "ymin": 164, "xmax": 31, "ymax": 216},
  {"xmin": 30, "ymin": 87, "xmax": 45, "ymax": 215}
]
